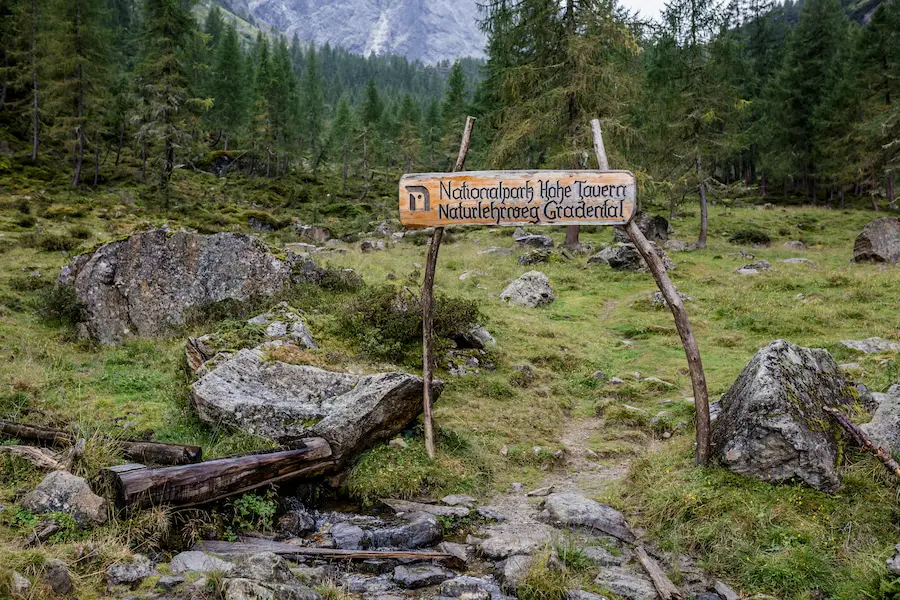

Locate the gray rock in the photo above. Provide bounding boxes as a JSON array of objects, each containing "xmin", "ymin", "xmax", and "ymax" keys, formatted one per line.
[
  {"xmin": 515, "ymin": 234, "xmax": 554, "ymax": 249},
  {"xmin": 840, "ymin": 337, "xmax": 900, "ymax": 353},
  {"xmin": 500, "ymin": 271, "xmax": 554, "ymax": 308},
  {"xmin": 234, "ymin": 552, "xmax": 298, "ymax": 584},
  {"xmin": 695, "ymin": 594, "xmax": 723, "ymax": 600},
  {"xmin": 738, "ymin": 260, "xmax": 771, "ymax": 273},
  {"xmin": 440, "ymin": 575, "xmax": 506, "ymax": 600},
  {"xmin": 887, "ymin": 543, "xmax": 900, "ymax": 575},
  {"xmin": 710, "ymin": 339, "xmax": 857, "ymax": 492},
  {"xmin": 382, "ymin": 498, "xmax": 469, "ymax": 517},
  {"xmin": 587, "ymin": 246, "xmax": 620, "ymax": 265},
  {"xmin": 861, "ymin": 386, "xmax": 900, "ymax": 452},
  {"xmin": 44, "ymin": 559, "xmax": 73, "ymax": 595},
  {"xmin": 361, "ymin": 240, "xmax": 386, "ymax": 252},
  {"xmin": 106, "ymin": 554, "xmax": 156, "ymax": 589},
  {"xmin": 518, "ymin": 249, "xmax": 552, "ymax": 265},
  {"xmin": 342, "ymin": 573, "xmax": 398, "ymax": 595},
  {"xmin": 540, "ymin": 492, "xmax": 634, "ymax": 543},
  {"xmin": 294, "ymin": 222, "xmax": 332, "ymax": 244},
  {"xmin": 278, "ymin": 506, "xmax": 317, "ymax": 537},
  {"xmin": 170, "ymin": 551, "xmax": 235, "ymax": 574},
  {"xmin": 853, "ymin": 217, "xmax": 900, "ymax": 263},
  {"xmin": 370, "ymin": 512, "xmax": 442, "ymax": 549},
  {"xmin": 593, "ymin": 567, "xmax": 657, "ymax": 600},
  {"xmin": 780, "ymin": 258, "xmax": 810, "ymax": 264},
  {"xmin": 11, "ymin": 572, "xmax": 30, "ymax": 597},
  {"xmin": 156, "ymin": 575, "xmax": 185, "ymax": 592},
  {"xmin": 476, "ymin": 506, "xmax": 506, "ymax": 521},
  {"xmin": 607, "ymin": 243, "xmax": 675, "ymax": 272},
  {"xmin": 614, "ymin": 212, "xmax": 669, "ymax": 244},
  {"xmin": 248, "ymin": 302, "xmax": 317, "ymax": 349},
  {"xmin": 478, "ymin": 525, "xmax": 552, "ymax": 559},
  {"xmin": 393, "ymin": 564, "xmax": 455, "ymax": 588},
  {"xmin": 582, "ymin": 546, "xmax": 626, "ymax": 567},
  {"xmin": 332, "ymin": 521, "xmax": 367, "ymax": 549},
  {"xmin": 453, "ymin": 326, "xmax": 496, "ymax": 350},
  {"xmin": 438, "ymin": 541, "xmax": 470, "ymax": 563},
  {"xmin": 500, "ymin": 555, "xmax": 533, "ymax": 591},
  {"xmin": 224, "ymin": 578, "xmax": 322, "ymax": 600},
  {"xmin": 60, "ymin": 230, "xmax": 293, "ymax": 345},
  {"xmin": 664, "ymin": 240, "xmax": 691, "ymax": 252},
  {"xmin": 442, "ymin": 494, "xmax": 476, "ymax": 507},
  {"xmin": 784, "ymin": 240, "xmax": 806, "ymax": 250},
  {"xmin": 565, "ymin": 591, "xmax": 610, "ymax": 600},
  {"xmin": 714, "ymin": 580, "xmax": 740, "ymax": 600},
  {"xmin": 192, "ymin": 350, "xmax": 440, "ymax": 461},
  {"xmin": 478, "ymin": 247, "xmax": 512, "ymax": 256},
  {"xmin": 649, "ymin": 291, "xmax": 692, "ymax": 309},
  {"xmin": 292, "ymin": 566, "xmax": 327, "ymax": 585},
  {"xmin": 21, "ymin": 471, "xmax": 107, "ymax": 527}
]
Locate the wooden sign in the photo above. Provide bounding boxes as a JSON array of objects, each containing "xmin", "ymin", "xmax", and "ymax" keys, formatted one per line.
[{"xmin": 399, "ymin": 170, "xmax": 637, "ymax": 229}]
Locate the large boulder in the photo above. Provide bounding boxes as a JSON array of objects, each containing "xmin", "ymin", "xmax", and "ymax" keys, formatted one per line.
[
  {"xmin": 192, "ymin": 347, "xmax": 440, "ymax": 461},
  {"xmin": 853, "ymin": 217, "xmax": 900, "ymax": 263},
  {"xmin": 500, "ymin": 271, "xmax": 554, "ymax": 308},
  {"xmin": 59, "ymin": 229, "xmax": 293, "ymax": 345},
  {"xmin": 613, "ymin": 212, "xmax": 669, "ymax": 244},
  {"xmin": 606, "ymin": 244, "xmax": 674, "ymax": 272},
  {"xmin": 710, "ymin": 340, "xmax": 857, "ymax": 492},
  {"xmin": 860, "ymin": 384, "xmax": 900, "ymax": 452},
  {"xmin": 21, "ymin": 471, "xmax": 107, "ymax": 527},
  {"xmin": 539, "ymin": 492, "xmax": 635, "ymax": 543}
]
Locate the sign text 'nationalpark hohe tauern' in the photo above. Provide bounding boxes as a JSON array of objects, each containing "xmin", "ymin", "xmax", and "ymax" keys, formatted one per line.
[{"xmin": 399, "ymin": 170, "xmax": 637, "ymax": 229}]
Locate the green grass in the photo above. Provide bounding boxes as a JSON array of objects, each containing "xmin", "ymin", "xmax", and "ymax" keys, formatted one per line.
[{"xmin": 1, "ymin": 168, "xmax": 900, "ymax": 598}]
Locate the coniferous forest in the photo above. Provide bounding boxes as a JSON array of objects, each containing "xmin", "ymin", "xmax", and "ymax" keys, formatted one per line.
[{"xmin": 0, "ymin": 0, "xmax": 896, "ymax": 208}]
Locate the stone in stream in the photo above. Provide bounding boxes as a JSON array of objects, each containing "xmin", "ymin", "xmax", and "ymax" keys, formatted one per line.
[
  {"xmin": 223, "ymin": 578, "xmax": 322, "ymax": 600},
  {"xmin": 593, "ymin": 566, "xmax": 657, "ymax": 600},
  {"xmin": 500, "ymin": 271, "xmax": 554, "ymax": 308},
  {"xmin": 59, "ymin": 229, "xmax": 294, "ymax": 345},
  {"xmin": 710, "ymin": 339, "xmax": 857, "ymax": 492},
  {"xmin": 21, "ymin": 471, "xmax": 107, "ymax": 527},
  {"xmin": 369, "ymin": 512, "xmax": 442, "ymax": 549},
  {"xmin": 381, "ymin": 498, "xmax": 469, "ymax": 518},
  {"xmin": 442, "ymin": 494, "xmax": 477, "ymax": 507},
  {"xmin": 440, "ymin": 575, "xmax": 512, "ymax": 600},
  {"xmin": 840, "ymin": 338, "xmax": 900, "ymax": 353},
  {"xmin": 331, "ymin": 521, "xmax": 368, "ymax": 550},
  {"xmin": 392, "ymin": 564, "xmax": 455, "ymax": 588},
  {"xmin": 105, "ymin": 554, "xmax": 156, "ymax": 589},
  {"xmin": 170, "ymin": 551, "xmax": 235, "ymax": 574},
  {"xmin": 540, "ymin": 492, "xmax": 635, "ymax": 543},
  {"xmin": 500, "ymin": 555, "xmax": 534, "ymax": 591},
  {"xmin": 233, "ymin": 552, "xmax": 301, "ymax": 584},
  {"xmin": 477, "ymin": 524, "xmax": 553, "ymax": 559},
  {"xmin": 192, "ymin": 348, "xmax": 440, "ymax": 462},
  {"xmin": 853, "ymin": 217, "xmax": 900, "ymax": 263}
]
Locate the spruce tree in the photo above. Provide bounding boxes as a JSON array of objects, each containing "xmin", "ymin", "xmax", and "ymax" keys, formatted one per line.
[
  {"xmin": 329, "ymin": 95, "xmax": 353, "ymax": 189},
  {"xmin": 299, "ymin": 45, "xmax": 325, "ymax": 164},
  {"xmin": 210, "ymin": 23, "xmax": 246, "ymax": 151},
  {"xmin": 43, "ymin": 0, "xmax": 109, "ymax": 185},
  {"xmin": 203, "ymin": 5, "xmax": 224, "ymax": 48}
]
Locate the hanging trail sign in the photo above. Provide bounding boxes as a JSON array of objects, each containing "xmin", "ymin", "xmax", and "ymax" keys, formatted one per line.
[{"xmin": 399, "ymin": 170, "xmax": 637, "ymax": 229}]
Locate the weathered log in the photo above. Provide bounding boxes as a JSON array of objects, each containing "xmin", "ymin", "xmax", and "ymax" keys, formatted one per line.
[
  {"xmin": 106, "ymin": 437, "xmax": 334, "ymax": 510},
  {"xmin": 635, "ymin": 546, "xmax": 682, "ymax": 600},
  {"xmin": 824, "ymin": 406, "xmax": 900, "ymax": 480},
  {"xmin": 0, "ymin": 445, "xmax": 66, "ymax": 470},
  {"xmin": 0, "ymin": 419, "xmax": 202, "ymax": 465},
  {"xmin": 193, "ymin": 538, "xmax": 456, "ymax": 563}
]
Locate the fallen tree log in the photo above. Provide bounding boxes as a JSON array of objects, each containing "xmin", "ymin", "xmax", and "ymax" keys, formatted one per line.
[
  {"xmin": 824, "ymin": 406, "xmax": 900, "ymax": 479},
  {"xmin": 635, "ymin": 546, "xmax": 682, "ymax": 600},
  {"xmin": 0, "ymin": 420, "xmax": 202, "ymax": 466},
  {"xmin": 105, "ymin": 437, "xmax": 334, "ymax": 510},
  {"xmin": 193, "ymin": 538, "xmax": 456, "ymax": 563}
]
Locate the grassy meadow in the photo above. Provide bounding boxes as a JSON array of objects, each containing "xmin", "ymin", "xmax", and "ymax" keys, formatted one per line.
[{"xmin": 0, "ymin": 167, "xmax": 899, "ymax": 599}]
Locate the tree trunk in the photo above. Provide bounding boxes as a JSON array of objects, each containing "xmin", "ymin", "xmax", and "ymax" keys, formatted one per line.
[
  {"xmin": 669, "ymin": 196, "xmax": 677, "ymax": 220},
  {"xmin": 696, "ymin": 181, "xmax": 708, "ymax": 249},
  {"xmin": 888, "ymin": 172, "xmax": 895, "ymax": 210},
  {"xmin": 564, "ymin": 226, "xmax": 580, "ymax": 248},
  {"xmin": 30, "ymin": 0, "xmax": 39, "ymax": 162},
  {"xmin": 93, "ymin": 142, "xmax": 100, "ymax": 186},
  {"xmin": 224, "ymin": 132, "xmax": 230, "ymax": 152},
  {"xmin": 811, "ymin": 179, "xmax": 817, "ymax": 206},
  {"xmin": 107, "ymin": 439, "xmax": 333, "ymax": 511},
  {"xmin": 761, "ymin": 174, "xmax": 767, "ymax": 198},
  {"xmin": 0, "ymin": 50, "xmax": 8, "ymax": 110},
  {"xmin": 115, "ymin": 119, "xmax": 125, "ymax": 167},
  {"xmin": 341, "ymin": 141, "xmax": 348, "ymax": 191}
]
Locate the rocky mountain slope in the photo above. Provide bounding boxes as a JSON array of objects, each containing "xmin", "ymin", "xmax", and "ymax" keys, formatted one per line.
[{"xmin": 215, "ymin": 0, "xmax": 486, "ymax": 63}]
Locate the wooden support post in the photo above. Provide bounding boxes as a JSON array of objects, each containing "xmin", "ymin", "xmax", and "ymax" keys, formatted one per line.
[
  {"xmin": 421, "ymin": 116, "xmax": 475, "ymax": 459},
  {"xmin": 589, "ymin": 119, "xmax": 712, "ymax": 466}
]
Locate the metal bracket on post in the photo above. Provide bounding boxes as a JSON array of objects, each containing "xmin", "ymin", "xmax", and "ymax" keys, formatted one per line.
[
  {"xmin": 421, "ymin": 116, "xmax": 476, "ymax": 459},
  {"xmin": 589, "ymin": 119, "xmax": 711, "ymax": 466}
]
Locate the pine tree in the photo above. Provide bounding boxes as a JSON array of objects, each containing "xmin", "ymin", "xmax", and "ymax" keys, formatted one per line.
[
  {"xmin": 203, "ymin": 5, "xmax": 224, "ymax": 48},
  {"xmin": 441, "ymin": 59, "xmax": 467, "ymax": 166},
  {"xmin": 764, "ymin": 0, "xmax": 849, "ymax": 199},
  {"xmin": 136, "ymin": 0, "xmax": 207, "ymax": 196},
  {"xmin": 0, "ymin": 0, "xmax": 17, "ymax": 112},
  {"xmin": 252, "ymin": 34, "xmax": 277, "ymax": 176},
  {"xmin": 329, "ymin": 95, "xmax": 353, "ymax": 189},
  {"xmin": 43, "ymin": 0, "xmax": 109, "ymax": 185},
  {"xmin": 299, "ymin": 45, "xmax": 325, "ymax": 165},
  {"xmin": 210, "ymin": 23, "xmax": 246, "ymax": 151},
  {"xmin": 422, "ymin": 98, "xmax": 441, "ymax": 170},
  {"xmin": 398, "ymin": 93, "xmax": 421, "ymax": 172}
]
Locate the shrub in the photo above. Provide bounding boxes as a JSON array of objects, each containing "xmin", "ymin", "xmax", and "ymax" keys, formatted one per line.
[
  {"xmin": 23, "ymin": 231, "xmax": 80, "ymax": 252},
  {"xmin": 44, "ymin": 203, "xmax": 87, "ymax": 219},
  {"xmin": 14, "ymin": 214, "xmax": 36, "ymax": 228},
  {"xmin": 337, "ymin": 285, "xmax": 481, "ymax": 363},
  {"xmin": 728, "ymin": 227, "xmax": 771, "ymax": 246},
  {"xmin": 34, "ymin": 284, "xmax": 86, "ymax": 325},
  {"xmin": 69, "ymin": 224, "xmax": 92, "ymax": 240},
  {"xmin": 246, "ymin": 210, "xmax": 290, "ymax": 231}
]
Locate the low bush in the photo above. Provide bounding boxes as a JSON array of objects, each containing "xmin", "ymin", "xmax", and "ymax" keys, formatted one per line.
[
  {"xmin": 337, "ymin": 285, "xmax": 481, "ymax": 363},
  {"xmin": 23, "ymin": 231, "xmax": 80, "ymax": 252},
  {"xmin": 728, "ymin": 227, "xmax": 771, "ymax": 246},
  {"xmin": 246, "ymin": 210, "xmax": 290, "ymax": 231},
  {"xmin": 69, "ymin": 224, "xmax": 93, "ymax": 239},
  {"xmin": 34, "ymin": 284, "xmax": 86, "ymax": 325}
]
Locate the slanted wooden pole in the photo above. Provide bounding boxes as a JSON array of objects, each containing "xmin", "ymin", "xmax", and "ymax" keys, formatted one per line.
[
  {"xmin": 422, "ymin": 116, "xmax": 475, "ymax": 459},
  {"xmin": 589, "ymin": 119, "xmax": 712, "ymax": 466}
]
